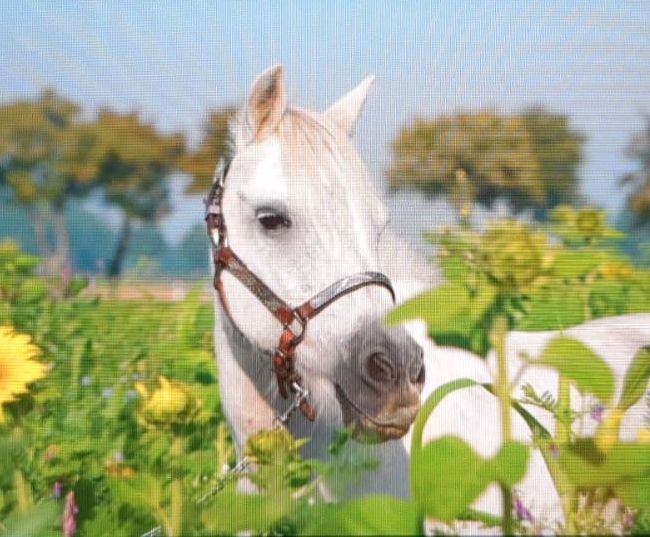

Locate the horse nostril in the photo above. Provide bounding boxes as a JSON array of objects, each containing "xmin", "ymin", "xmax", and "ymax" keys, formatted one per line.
[
  {"xmin": 415, "ymin": 363, "xmax": 425, "ymax": 385},
  {"xmin": 366, "ymin": 352, "xmax": 396, "ymax": 384}
]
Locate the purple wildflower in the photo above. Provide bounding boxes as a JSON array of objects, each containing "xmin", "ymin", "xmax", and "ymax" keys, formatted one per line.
[
  {"xmin": 62, "ymin": 491, "xmax": 79, "ymax": 537},
  {"xmin": 549, "ymin": 443, "xmax": 560, "ymax": 459},
  {"xmin": 514, "ymin": 497, "xmax": 534, "ymax": 522},
  {"xmin": 590, "ymin": 404, "xmax": 605, "ymax": 423},
  {"xmin": 53, "ymin": 481, "xmax": 63, "ymax": 499}
]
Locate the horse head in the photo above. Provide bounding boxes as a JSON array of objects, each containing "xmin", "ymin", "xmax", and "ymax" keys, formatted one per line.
[{"xmin": 215, "ymin": 65, "xmax": 424, "ymax": 442}]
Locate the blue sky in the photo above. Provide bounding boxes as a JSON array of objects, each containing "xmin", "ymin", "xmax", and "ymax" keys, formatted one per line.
[{"xmin": 1, "ymin": 1, "xmax": 649, "ymax": 245}]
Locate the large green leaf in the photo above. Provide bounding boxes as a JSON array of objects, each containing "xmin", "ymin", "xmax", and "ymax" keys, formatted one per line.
[
  {"xmin": 302, "ymin": 496, "xmax": 421, "ymax": 536},
  {"xmin": 552, "ymin": 250, "xmax": 607, "ymax": 279},
  {"xmin": 412, "ymin": 436, "xmax": 494, "ymax": 520},
  {"xmin": 387, "ymin": 282, "xmax": 497, "ymax": 356},
  {"xmin": 0, "ymin": 501, "xmax": 60, "ymax": 537},
  {"xmin": 514, "ymin": 285, "xmax": 587, "ymax": 331},
  {"xmin": 536, "ymin": 336, "xmax": 615, "ymax": 404},
  {"xmin": 558, "ymin": 441, "xmax": 650, "ymax": 489},
  {"xmin": 613, "ymin": 476, "xmax": 650, "ymax": 511},
  {"xmin": 491, "ymin": 441, "xmax": 530, "ymax": 487},
  {"xmin": 412, "ymin": 437, "xmax": 530, "ymax": 521},
  {"xmin": 410, "ymin": 379, "xmax": 530, "ymax": 520},
  {"xmin": 201, "ymin": 485, "xmax": 292, "ymax": 535},
  {"xmin": 619, "ymin": 346, "xmax": 650, "ymax": 410}
]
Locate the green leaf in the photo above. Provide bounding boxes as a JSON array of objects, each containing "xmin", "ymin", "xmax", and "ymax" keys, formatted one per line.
[
  {"xmin": 412, "ymin": 436, "xmax": 494, "ymax": 520},
  {"xmin": 302, "ymin": 496, "xmax": 421, "ymax": 536},
  {"xmin": 412, "ymin": 437, "xmax": 530, "ymax": 521},
  {"xmin": 201, "ymin": 485, "xmax": 292, "ymax": 534},
  {"xmin": 410, "ymin": 380, "xmax": 530, "ymax": 520},
  {"xmin": 0, "ymin": 501, "xmax": 60, "ymax": 537},
  {"xmin": 536, "ymin": 336, "xmax": 615, "ymax": 404},
  {"xmin": 491, "ymin": 441, "xmax": 530, "ymax": 487},
  {"xmin": 386, "ymin": 283, "xmax": 472, "ymax": 327},
  {"xmin": 552, "ymin": 250, "xmax": 604, "ymax": 279},
  {"xmin": 411, "ymin": 379, "xmax": 480, "ymax": 456},
  {"xmin": 619, "ymin": 346, "xmax": 650, "ymax": 410},
  {"xmin": 613, "ymin": 476, "xmax": 650, "ymax": 511},
  {"xmin": 514, "ymin": 285, "xmax": 587, "ymax": 331},
  {"xmin": 387, "ymin": 282, "xmax": 497, "ymax": 356},
  {"xmin": 558, "ymin": 441, "xmax": 650, "ymax": 489}
]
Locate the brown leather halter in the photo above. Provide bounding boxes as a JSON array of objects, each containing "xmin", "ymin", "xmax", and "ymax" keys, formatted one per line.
[{"xmin": 205, "ymin": 160, "xmax": 395, "ymax": 422}]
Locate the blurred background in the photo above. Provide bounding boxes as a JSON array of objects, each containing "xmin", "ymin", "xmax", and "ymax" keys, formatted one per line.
[
  {"xmin": 2, "ymin": 4, "xmax": 650, "ymax": 535},
  {"xmin": 1, "ymin": 1, "xmax": 649, "ymax": 292}
]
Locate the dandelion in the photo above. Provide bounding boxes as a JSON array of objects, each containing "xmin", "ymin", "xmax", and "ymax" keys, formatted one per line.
[
  {"xmin": 53, "ymin": 481, "xmax": 63, "ymax": 499},
  {"xmin": 0, "ymin": 326, "xmax": 48, "ymax": 422}
]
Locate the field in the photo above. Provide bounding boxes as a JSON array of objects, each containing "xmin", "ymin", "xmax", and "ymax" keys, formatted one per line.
[{"xmin": 2, "ymin": 208, "xmax": 650, "ymax": 536}]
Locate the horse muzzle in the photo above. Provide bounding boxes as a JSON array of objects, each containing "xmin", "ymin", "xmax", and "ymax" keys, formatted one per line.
[{"xmin": 333, "ymin": 321, "xmax": 425, "ymax": 442}]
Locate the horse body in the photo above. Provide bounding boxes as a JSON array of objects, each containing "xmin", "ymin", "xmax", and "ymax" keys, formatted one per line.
[{"xmin": 213, "ymin": 65, "xmax": 650, "ymax": 525}]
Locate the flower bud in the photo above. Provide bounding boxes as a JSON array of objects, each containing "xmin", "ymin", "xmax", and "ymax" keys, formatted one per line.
[{"xmin": 135, "ymin": 376, "xmax": 198, "ymax": 428}]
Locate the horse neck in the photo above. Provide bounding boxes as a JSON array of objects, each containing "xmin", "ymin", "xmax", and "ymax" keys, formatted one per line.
[{"xmin": 215, "ymin": 301, "xmax": 341, "ymax": 457}]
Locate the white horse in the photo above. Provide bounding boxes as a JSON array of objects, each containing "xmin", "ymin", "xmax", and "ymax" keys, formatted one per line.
[{"xmin": 213, "ymin": 65, "xmax": 650, "ymax": 525}]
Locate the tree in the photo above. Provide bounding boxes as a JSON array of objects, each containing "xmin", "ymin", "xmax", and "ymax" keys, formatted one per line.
[
  {"xmin": 82, "ymin": 111, "xmax": 184, "ymax": 278},
  {"xmin": 179, "ymin": 108, "xmax": 235, "ymax": 193},
  {"xmin": 520, "ymin": 108, "xmax": 584, "ymax": 213},
  {"xmin": 0, "ymin": 90, "xmax": 87, "ymax": 272},
  {"xmin": 621, "ymin": 115, "xmax": 650, "ymax": 227},
  {"xmin": 388, "ymin": 109, "xmax": 584, "ymax": 220}
]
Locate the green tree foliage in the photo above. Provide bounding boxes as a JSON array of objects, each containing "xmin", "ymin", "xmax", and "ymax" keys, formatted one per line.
[
  {"xmin": 72, "ymin": 110, "xmax": 185, "ymax": 277},
  {"xmin": 0, "ymin": 95, "xmax": 187, "ymax": 278},
  {"xmin": 388, "ymin": 109, "xmax": 584, "ymax": 218},
  {"xmin": 0, "ymin": 90, "xmax": 84, "ymax": 271},
  {"xmin": 621, "ymin": 115, "xmax": 650, "ymax": 227},
  {"xmin": 179, "ymin": 108, "xmax": 236, "ymax": 193}
]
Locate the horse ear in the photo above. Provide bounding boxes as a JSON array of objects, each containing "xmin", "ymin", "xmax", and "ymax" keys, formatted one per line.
[
  {"xmin": 246, "ymin": 65, "xmax": 286, "ymax": 142},
  {"xmin": 324, "ymin": 75, "xmax": 375, "ymax": 136}
]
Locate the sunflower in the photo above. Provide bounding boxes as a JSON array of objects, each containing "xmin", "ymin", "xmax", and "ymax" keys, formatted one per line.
[{"xmin": 0, "ymin": 326, "xmax": 47, "ymax": 422}]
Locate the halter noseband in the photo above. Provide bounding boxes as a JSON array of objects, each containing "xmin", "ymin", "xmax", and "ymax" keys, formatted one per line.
[{"xmin": 205, "ymin": 160, "xmax": 395, "ymax": 422}]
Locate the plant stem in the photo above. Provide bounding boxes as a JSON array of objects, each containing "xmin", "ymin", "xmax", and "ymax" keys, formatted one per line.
[
  {"xmin": 13, "ymin": 469, "xmax": 32, "ymax": 514},
  {"xmin": 491, "ymin": 315, "xmax": 513, "ymax": 535},
  {"xmin": 556, "ymin": 377, "xmax": 571, "ymax": 444},
  {"xmin": 169, "ymin": 436, "xmax": 183, "ymax": 537},
  {"xmin": 556, "ymin": 376, "xmax": 577, "ymax": 533}
]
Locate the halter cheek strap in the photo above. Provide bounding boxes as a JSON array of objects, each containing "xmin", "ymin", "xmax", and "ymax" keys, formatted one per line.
[{"xmin": 205, "ymin": 160, "xmax": 395, "ymax": 422}]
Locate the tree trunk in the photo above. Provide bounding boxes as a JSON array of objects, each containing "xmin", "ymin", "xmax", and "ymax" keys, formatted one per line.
[
  {"xmin": 25, "ymin": 204, "xmax": 51, "ymax": 259},
  {"xmin": 50, "ymin": 207, "xmax": 72, "ymax": 276},
  {"xmin": 107, "ymin": 217, "xmax": 132, "ymax": 279}
]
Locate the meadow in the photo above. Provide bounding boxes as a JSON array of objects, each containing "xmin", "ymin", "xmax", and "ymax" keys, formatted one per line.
[{"xmin": 1, "ymin": 206, "xmax": 650, "ymax": 536}]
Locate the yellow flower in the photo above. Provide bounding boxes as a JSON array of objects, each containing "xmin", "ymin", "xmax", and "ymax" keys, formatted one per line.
[
  {"xmin": 598, "ymin": 262, "xmax": 634, "ymax": 280},
  {"xmin": 135, "ymin": 376, "xmax": 198, "ymax": 428},
  {"xmin": 595, "ymin": 408, "xmax": 624, "ymax": 454},
  {"xmin": 0, "ymin": 326, "xmax": 47, "ymax": 422}
]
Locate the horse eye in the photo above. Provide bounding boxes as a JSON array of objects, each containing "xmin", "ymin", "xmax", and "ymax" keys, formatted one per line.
[{"xmin": 256, "ymin": 210, "xmax": 291, "ymax": 231}]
